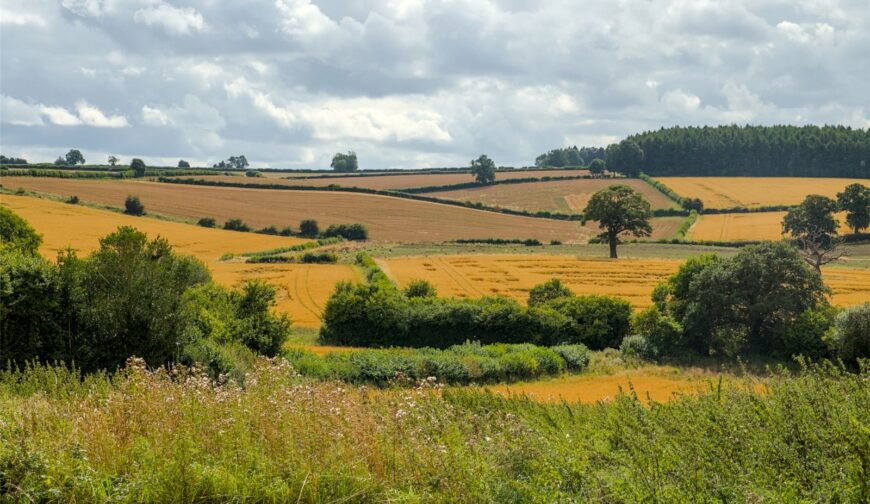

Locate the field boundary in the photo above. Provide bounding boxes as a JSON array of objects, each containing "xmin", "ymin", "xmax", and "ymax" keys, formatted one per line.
[{"xmin": 395, "ymin": 174, "xmax": 601, "ymax": 194}]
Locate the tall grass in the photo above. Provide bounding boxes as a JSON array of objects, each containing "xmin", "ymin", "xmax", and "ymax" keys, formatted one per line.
[{"xmin": 0, "ymin": 359, "xmax": 866, "ymax": 502}]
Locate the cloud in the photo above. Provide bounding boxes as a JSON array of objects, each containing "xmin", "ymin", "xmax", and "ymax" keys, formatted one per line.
[
  {"xmin": 133, "ymin": 3, "xmax": 205, "ymax": 35},
  {"xmin": 75, "ymin": 101, "xmax": 129, "ymax": 127},
  {"xmin": 38, "ymin": 106, "xmax": 83, "ymax": 126},
  {"xmin": 1, "ymin": 95, "xmax": 45, "ymax": 126},
  {"xmin": 0, "ymin": 8, "xmax": 47, "ymax": 27},
  {"xmin": 142, "ymin": 105, "xmax": 172, "ymax": 126}
]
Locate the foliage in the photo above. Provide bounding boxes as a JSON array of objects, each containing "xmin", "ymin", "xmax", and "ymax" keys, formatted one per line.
[
  {"xmin": 470, "ymin": 154, "xmax": 497, "ymax": 184},
  {"xmin": 299, "ymin": 219, "xmax": 319, "ymax": 238},
  {"xmin": 123, "ymin": 195, "xmax": 145, "ymax": 216},
  {"xmin": 605, "ymin": 140, "xmax": 644, "ymax": 177},
  {"xmin": 299, "ymin": 251, "xmax": 338, "ymax": 264},
  {"xmin": 197, "ymin": 217, "xmax": 217, "ymax": 228},
  {"xmin": 0, "ymin": 155, "xmax": 27, "ymax": 164},
  {"xmin": 0, "ymin": 206, "xmax": 42, "ymax": 255},
  {"xmin": 322, "ymin": 223, "xmax": 368, "ymax": 240},
  {"xmin": 214, "ymin": 155, "xmax": 249, "ymax": 170},
  {"xmin": 655, "ymin": 243, "xmax": 830, "ymax": 357},
  {"xmin": 66, "ymin": 195, "xmax": 80, "ymax": 205},
  {"xmin": 837, "ymin": 182, "xmax": 870, "ymax": 234},
  {"xmin": 245, "ymin": 170, "xmax": 262, "ymax": 177},
  {"xmin": 673, "ymin": 210, "xmax": 699, "ymax": 240},
  {"xmin": 630, "ymin": 306, "xmax": 683, "ymax": 358},
  {"xmin": 545, "ymin": 295, "xmax": 633, "ymax": 349},
  {"xmin": 627, "ymin": 125, "xmax": 870, "ymax": 177},
  {"xmin": 178, "ymin": 159, "xmax": 191, "ymax": 168},
  {"xmin": 451, "ymin": 238, "xmax": 542, "ymax": 246},
  {"xmin": 588, "ymin": 158, "xmax": 606, "ymax": 175},
  {"xmin": 64, "ymin": 149, "xmax": 85, "ymax": 166},
  {"xmin": 527, "ymin": 278, "xmax": 572, "ymax": 307},
  {"xmin": 107, "ymin": 155, "xmax": 119, "ymax": 166},
  {"xmin": 404, "ymin": 279, "xmax": 437, "ymax": 299},
  {"xmin": 287, "ymin": 342, "xmax": 588, "ymax": 386},
  {"xmin": 583, "ymin": 184, "xmax": 652, "ymax": 258},
  {"xmin": 1, "ymin": 360, "xmax": 865, "ymax": 502},
  {"xmin": 826, "ymin": 303, "xmax": 870, "ymax": 364},
  {"xmin": 130, "ymin": 158, "xmax": 146, "ymax": 178},
  {"xmin": 223, "ymin": 218, "xmax": 251, "ymax": 232},
  {"xmin": 330, "ymin": 151, "xmax": 358, "ymax": 172},
  {"xmin": 783, "ymin": 195, "xmax": 843, "ymax": 271},
  {"xmin": 534, "ymin": 145, "xmax": 605, "ymax": 168}
]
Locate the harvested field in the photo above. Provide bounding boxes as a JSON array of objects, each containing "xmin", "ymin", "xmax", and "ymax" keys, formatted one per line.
[
  {"xmin": 0, "ymin": 195, "xmax": 355, "ymax": 327},
  {"xmin": 487, "ymin": 369, "xmax": 724, "ymax": 403},
  {"xmin": 378, "ymin": 253, "xmax": 870, "ymax": 309},
  {"xmin": 0, "ymin": 177, "xmax": 594, "ymax": 243},
  {"xmin": 689, "ymin": 211, "xmax": 850, "ymax": 241},
  {"xmin": 0, "ymin": 194, "xmax": 304, "ymax": 260},
  {"xmin": 181, "ymin": 169, "xmax": 589, "ymax": 190},
  {"xmin": 655, "ymin": 177, "xmax": 868, "ymax": 209},
  {"xmin": 211, "ymin": 262, "xmax": 361, "ymax": 327},
  {"xmin": 429, "ymin": 178, "xmax": 678, "ymax": 212}
]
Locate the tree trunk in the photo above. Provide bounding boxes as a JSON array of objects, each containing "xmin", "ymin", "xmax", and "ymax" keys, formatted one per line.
[{"xmin": 608, "ymin": 232, "xmax": 618, "ymax": 259}]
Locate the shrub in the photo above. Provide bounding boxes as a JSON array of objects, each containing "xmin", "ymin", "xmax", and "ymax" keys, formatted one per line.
[
  {"xmin": 546, "ymin": 295, "xmax": 633, "ymax": 349},
  {"xmin": 197, "ymin": 217, "xmax": 217, "ymax": 228},
  {"xmin": 124, "ymin": 195, "xmax": 145, "ymax": 216},
  {"xmin": 130, "ymin": 158, "xmax": 146, "ymax": 178},
  {"xmin": 0, "ymin": 206, "xmax": 43, "ymax": 255},
  {"xmin": 631, "ymin": 306, "xmax": 683, "ymax": 358},
  {"xmin": 404, "ymin": 279, "xmax": 437, "ymax": 299},
  {"xmin": 245, "ymin": 170, "xmax": 262, "ymax": 177},
  {"xmin": 826, "ymin": 303, "xmax": 870, "ymax": 364},
  {"xmin": 224, "ymin": 219, "xmax": 251, "ymax": 232},
  {"xmin": 258, "ymin": 225, "xmax": 279, "ymax": 235},
  {"xmin": 300, "ymin": 219, "xmax": 319, "ymax": 238},
  {"xmin": 279, "ymin": 227, "xmax": 294, "ymax": 237},
  {"xmin": 66, "ymin": 195, "xmax": 80, "ymax": 205},
  {"xmin": 322, "ymin": 223, "xmax": 368, "ymax": 241},
  {"xmin": 619, "ymin": 335, "xmax": 655, "ymax": 360},
  {"xmin": 528, "ymin": 279, "xmax": 573, "ymax": 307},
  {"xmin": 771, "ymin": 305, "xmax": 837, "ymax": 359},
  {"xmin": 299, "ymin": 252, "xmax": 338, "ymax": 264}
]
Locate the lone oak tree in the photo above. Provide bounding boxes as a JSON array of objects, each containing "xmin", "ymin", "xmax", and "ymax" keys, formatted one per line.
[
  {"xmin": 782, "ymin": 194, "xmax": 843, "ymax": 272},
  {"xmin": 584, "ymin": 185, "xmax": 652, "ymax": 258}
]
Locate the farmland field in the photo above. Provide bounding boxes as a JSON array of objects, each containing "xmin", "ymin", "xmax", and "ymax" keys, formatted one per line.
[
  {"xmin": 378, "ymin": 253, "xmax": 870, "ymax": 308},
  {"xmin": 689, "ymin": 211, "xmax": 851, "ymax": 241},
  {"xmin": 0, "ymin": 195, "xmax": 355, "ymax": 327},
  {"xmin": 1, "ymin": 177, "xmax": 683, "ymax": 243},
  {"xmin": 655, "ymin": 177, "xmax": 867, "ymax": 209},
  {"xmin": 176, "ymin": 169, "xmax": 588, "ymax": 190},
  {"xmin": 427, "ymin": 178, "xmax": 678, "ymax": 213}
]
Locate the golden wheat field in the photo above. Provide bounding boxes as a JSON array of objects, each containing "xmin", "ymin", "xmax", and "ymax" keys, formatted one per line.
[
  {"xmin": 689, "ymin": 211, "xmax": 851, "ymax": 241},
  {"xmin": 378, "ymin": 253, "xmax": 870, "ymax": 308},
  {"xmin": 216, "ymin": 169, "xmax": 588, "ymax": 190},
  {"xmin": 428, "ymin": 178, "xmax": 678, "ymax": 213},
  {"xmin": 0, "ymin": 195, "xmax": 356, "ymax": 327},
  {"xmin": 656, "ymin": 177, "xmax": 868, "ymax": 209},
  {"xmin": 2, "ymin": 177, "xmax": 593, "ymax": 243}
]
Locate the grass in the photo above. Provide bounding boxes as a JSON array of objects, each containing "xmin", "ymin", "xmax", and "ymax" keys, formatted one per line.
[{"xmin": 0, "ymin": 359, "xmax": 865, "ymax": 502}]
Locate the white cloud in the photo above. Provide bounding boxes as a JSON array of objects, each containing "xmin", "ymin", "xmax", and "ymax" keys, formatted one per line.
[
  {"xmin": 38, "ymin": 106, "xmax": 83, "ymax": 126},
  {"xmin": 61, "ymin": 0, "xmax": 111, "ymax": 18},
  {"xmin": 275, "ymin": 0, "xmax": 340, "ymax": 41},
  {"xmin": 75, "ymin": 102, "xmax": 129, "ymax": 127},
  {"xmin": 1, "ymin": 95, "xmax": 44, "ymax": 126},
  {"xmin": 0, "ymin": 9, "xmax": 47, "ymax": 27},
  {"xmin": 134, "ymin": 3, "xmax": 205, "ymax": 35},
  {"xmin": 142, "ymin": 105, "xmax": 172, "ymax": 126},
  {"xmin": 661, "ymin": 89, "xmax": 701, "ymax": 114}
]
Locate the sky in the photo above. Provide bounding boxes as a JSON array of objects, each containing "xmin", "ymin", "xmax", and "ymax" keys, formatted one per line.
[{"xmin": 1, "ymin": 0, "xmax": 869, "ymax": 169}]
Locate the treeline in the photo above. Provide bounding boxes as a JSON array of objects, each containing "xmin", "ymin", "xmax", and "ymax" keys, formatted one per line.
[
  {"xmin": 535, "ymin": 146, "xmax": 605, "ymax": 168},
  {"xmin": 626, "ymin": 125, "xmax": 870, "ymax": 177},
  {"xmin": 0, "ymin": 208, "xmax": 290, "ymax": 376}
]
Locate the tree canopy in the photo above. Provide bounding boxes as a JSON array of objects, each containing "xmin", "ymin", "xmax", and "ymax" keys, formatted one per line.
[
  {"xmin": 605, "ymin": 140, "xmax": 644, "ymax": 177},
  {"xmin": 783, "ymin": 195, "xmax": 842, "ymax": 271},
  {"xmin": 331, "ymin": 152, "xmax": 359, "ymax": 172},
  {"xmin": 0, "ymin": 206, "xmax": 42, "ymax": 256},
  {"xmin": 584, "ymin": 185, "xmax": 652, "ymax": 258},
  {"xmin": 535, "ymin": 146, "xmax": 605, "ymax": 168},
  {"xmin": 130, "ymin": 158, "xmax": 146, "ymax": 177},
  {"xmin": 470, "ymin": 154, "xmax": 497, "ymax": 184},
  {"xmin": 625, "ymin": 125, "xmax": 870, "ymax": 177},
  {"xmin": 65, "ymin": 149, "xmax": 85, "ymax": 166},
  {"xmin": 837, "ymin": 183, "xmax": 870, "ymax": 234}
]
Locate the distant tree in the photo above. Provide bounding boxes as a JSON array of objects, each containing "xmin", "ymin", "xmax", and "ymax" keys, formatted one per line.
[
  {"xmin": 322, "ymin": 223, "xmax": 368, "ymax": 241},
  {"xmin": 66, "ymin": 195, "xmax": 80, "ymax": 205},
  {"xmin": 229, "ymin": 155, "xmax": 249, "ymax": 170},
  {"xmin": 245, "ymin": 170, "xmax": 262, "ymax": 177},
  {"xmin": 0, "ymin": 206, "xmax": 42, "ymax": 256},
  {"xmin": 331, "ymin": 152, "xmax": 359, "ymax": 172},
  {"xmin": 584, "ymin": 185, "xmax": 652, "ymax": 258},
  {"xmin": 54, "ymin": 157, "xmax": 66, "ymax": 166},
  {"xmin": 65, "ymin": 149, "xmax": 85, "ymax": 166},
  {"xmin": 588, "ymin": 158, "xmax": 606, "ymax": 176},
  {"xmin": 124, "ymin": 195, "xmax": 145, "ymax": 216},
  {"xmin": 178, "ymin": 160, "xmax": 191, "ymax": 168},
  {"xmin": 470, "ymin": 154, "xmax": 497, "ymax": 184},
  {"xmin": 605, "ymin": 140, "xmax": 644, "ymax": 177},
  {"xmin": 108, "ymin": 156, "xmax": 119, "ymax": 167},
  {"xmin": 0, "ymin": 155, "xmax": 28, "ymax": 165},
  {"xmin": 528, "ymin": 279, "xmax": 573, "ymax": 307},
  {"xmin": 783, "ymin": 195, "xmax": 843, "ymax": 272},
  {"xmin": 130, "ymin": 158, "xmax": 146, "ymax": 178},
  {"xmin": 223, "ymin": 219, "xmax": 251, "ymax": 232},
  {"xmin": 682, "ymin": 197, "xmax": 704, "ymax": 212},
  {"xmin": 299, "ymin": 219, "xmax": 319, "ymax": 238},
  {"xmin": 404, "ymin": 280, "xmax": 437, "ymax": 299},
  {"xmin": 837, "ymin": 183, "xmax": 870, "ymax": 234}
]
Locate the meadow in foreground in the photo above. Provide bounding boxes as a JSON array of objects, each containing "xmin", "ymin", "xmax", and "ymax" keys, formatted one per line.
[{"xmin": 0, "ymin": 359, "xmax": 866, "ymax": 503}]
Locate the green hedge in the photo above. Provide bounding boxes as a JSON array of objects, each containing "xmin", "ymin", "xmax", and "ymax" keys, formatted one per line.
[{"xmin": 286, "ymin": 342, "xmax": 589, "ymax": 386}]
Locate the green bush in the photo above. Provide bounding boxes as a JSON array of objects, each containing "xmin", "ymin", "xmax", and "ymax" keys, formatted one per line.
[
  {"xmin": 299, "ymin": 219, "xmax": 319, "ymax": 238},
  {"xmin": 826, "ymin": 303, "xmax": 870, "ymax": 364},
  {"xmin": 528, "ymin": 278, "xmax": 573, "ymax": 307},
  {"xmin": 403, "ymin": 279, "xmax": 437, "ymax": 299},
  {"xmin": 66, "ymin": 195, "xmax": 80, "ymax": 205},
  {"xmin": 223, "ymin": 218, "xmax": 251, "ymax": 232},
  {"xmin": 619, "ymin": 335, "xmax": 655, "ymax": 360},
  {"xmin": 631, "ymin": 306, "xmax": 683, "ymax": 358},
  {"xmin": 545, "ymin": 295, "xmax": 633, "ymax": 349},
  {"xmin": 123, "ymin": 195, "xmax": 145, "ymax": 216},
  {"xmin": 0, "ymin": 206, "xmax": 42, "ymax": 255},
  {"xmin": 322, "ymin": 223, "xmax": 368, "ymax": 240},
  {"xmin": 299, "ymin": 252, "xmax": 338, "ymax": 264},
  {"xmin": 197, "ymin": 217, "xmax": 217, "ymax": 228}
]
